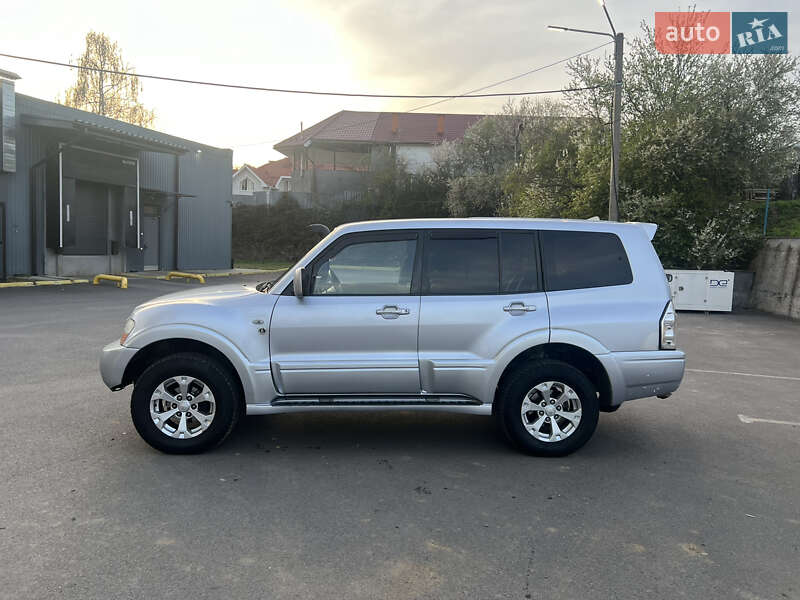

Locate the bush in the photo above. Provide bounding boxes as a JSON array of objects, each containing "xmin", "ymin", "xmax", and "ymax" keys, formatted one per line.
[
  {"xmin": 446, "ymin": 174, "xmax": 503, "ymax": 217},
  {"xmin": 232, "ymin": 197, "xmax": 320, "ymax": 263},
  {"xmin": 232, "ymin": 166, "xmax": 449, "ymax": 265},
  {"xmin": 622, "ymin": 191, "xmax": 762, "ymax": 270}
]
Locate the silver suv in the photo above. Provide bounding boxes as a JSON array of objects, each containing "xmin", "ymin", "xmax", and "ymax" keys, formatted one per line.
[{"xmin": 100, "ymin": 218, "xmax": 684, "ymax": 456}]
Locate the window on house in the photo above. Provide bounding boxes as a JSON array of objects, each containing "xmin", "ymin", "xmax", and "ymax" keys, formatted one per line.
[{"xmin": 240, "ymin": 178, "xmax": 249, "ymax": 191}]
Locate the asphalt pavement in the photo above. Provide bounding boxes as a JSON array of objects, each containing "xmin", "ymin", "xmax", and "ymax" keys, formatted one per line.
[{"xmin": 0, "ymin": 276, "xmax": 798, "ymax": 600}]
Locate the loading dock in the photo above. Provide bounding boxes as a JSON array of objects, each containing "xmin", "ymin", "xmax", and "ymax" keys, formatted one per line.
[{"xmin": 0, "ymin": 70, "xmax": 232, "ymax": 278}]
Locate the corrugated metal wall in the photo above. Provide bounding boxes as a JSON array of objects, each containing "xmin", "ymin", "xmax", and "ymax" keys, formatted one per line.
[
  {"xmin": 140, "ymin": 152, "xmax": 178, "ymax": 270},
  {"xmin": 177, "ymin": 149, "xmax": 232, "ymax": 270},
  {"xmin": 0, "ymin": 120, "xmax": 48, "ymax": 275},
  {"xmin": 2, "ymin": 93, "xmax": 232, "ymax": 276},
  {"xmin": 139, "ymin": 152, "xmax": 177, "ymax": 192}
]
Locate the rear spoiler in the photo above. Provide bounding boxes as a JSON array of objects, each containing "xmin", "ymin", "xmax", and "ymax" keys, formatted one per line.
[
  {"xmin": 587, "ymin": 217, "xmax": 657, "ymax": 241},
  {"xmin": 634, "ymin": 222, "xmax": 658, "ymax": 241}
]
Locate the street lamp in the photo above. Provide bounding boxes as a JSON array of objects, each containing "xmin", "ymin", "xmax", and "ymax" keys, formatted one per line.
[{"xmin": 549, "ymin": 0, "xmax": 623, "ymax": 221}]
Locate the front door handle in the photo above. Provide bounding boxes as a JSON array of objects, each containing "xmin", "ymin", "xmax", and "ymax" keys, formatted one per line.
[
  {"xmin": 376, "ymin": 305, "xmax": 410, "ymax": 319},
  {"xmin": 503, "ymin": 302, "xmax": 536, "ymax": 314}
]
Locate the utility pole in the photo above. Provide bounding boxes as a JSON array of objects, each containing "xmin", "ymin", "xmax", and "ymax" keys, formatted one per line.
[
  {"xmin": 548, "ymin": 0, "xmax": 622, "ymax": 221},
  {"xmin": 609, "ymin": 31, "xmax": 623, "ymax": 221}
]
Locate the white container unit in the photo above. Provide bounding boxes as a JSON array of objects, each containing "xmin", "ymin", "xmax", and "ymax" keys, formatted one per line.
[{"xmin": 665, "ymin": 270, "xmax": 734, "ymax": 312}]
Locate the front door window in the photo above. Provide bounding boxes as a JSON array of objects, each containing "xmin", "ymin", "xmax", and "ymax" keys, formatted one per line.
[{"xmin": 311, "ymin": 238, "xmax": 417, "ymax": 296}]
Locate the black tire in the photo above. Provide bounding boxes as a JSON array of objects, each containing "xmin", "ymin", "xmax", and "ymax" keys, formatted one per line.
[
  {"xmin": 495, "ymin": 359, "xmax": 599, "ymax": 457},
  {"xmin": 131, "ymin": 352, "xmax": 242, "ymax": 454}
]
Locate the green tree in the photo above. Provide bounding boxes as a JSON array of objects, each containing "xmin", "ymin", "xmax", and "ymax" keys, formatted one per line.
[
  {"xmin": 63, "ymin": 31, "xmax": 155, "ymax": 128},
  {"xmin": 432, "ymin": 114, "xmax": 517, "ymax": 216},
  {"xmin": 506, "ymin": 17, "xmax": 800, "ymax": 268},
  {"xmin": 503, "ymin": 100, "xmax": 587, "ymax": 218},
  {"xmin": 566, "ymin": 22, "xmax": 800, "ymax": 215},
  {"xmin": 357, "ymin": 158, "xmax": 449, "ymax": 220},
  {"xmin": 435, "ymin": 99, "xmax": 577, "ymax": 217}
]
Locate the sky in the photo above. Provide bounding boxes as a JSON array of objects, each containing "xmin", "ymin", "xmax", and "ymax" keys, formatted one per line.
[{"xmin": 3, "ymin": 0, "xmax": 797, "ymax": 167}]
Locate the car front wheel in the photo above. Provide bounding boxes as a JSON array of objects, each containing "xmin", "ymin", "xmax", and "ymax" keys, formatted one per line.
[
  {"xmin": 130, "ymin": 352, "xmax": 242, "ymax": 454},
  {"xmin": 496, "ymin": 360, "xmax": 599, "ymax": 457}
]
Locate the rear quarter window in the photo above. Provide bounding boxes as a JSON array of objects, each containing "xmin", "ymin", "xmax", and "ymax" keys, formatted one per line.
[{"xmin": 541, "ymin": 230, "xmax": 633, "ymax": 291}]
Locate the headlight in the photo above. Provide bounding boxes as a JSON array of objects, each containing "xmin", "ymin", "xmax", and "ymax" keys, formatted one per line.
[
  {"xmin": 660, "ymin": 301, "xmax": 676, "ymax": 350},
  {"xmin": 120, "ymin": 318, "xmax": 135, "ymax": 345}
]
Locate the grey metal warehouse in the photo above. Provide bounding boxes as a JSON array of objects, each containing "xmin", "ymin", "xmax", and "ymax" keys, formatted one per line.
[{"xmin": 0, "ymin": 70, "xmax": 232, "ymax": 279}]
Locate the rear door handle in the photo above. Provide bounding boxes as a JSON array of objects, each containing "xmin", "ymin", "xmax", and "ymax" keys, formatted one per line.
[
  {"xmin": 376, "ymin": 305, "xmax": 410, "ymax": 319},
  {"xmin": 503, "ymin": 302, "xmax": 536, "ymax": 313}
]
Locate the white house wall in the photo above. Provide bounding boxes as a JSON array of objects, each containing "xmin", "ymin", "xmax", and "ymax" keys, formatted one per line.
[
  {"xmin": 396, "ymin": 145, "xmax": 435, "ymax": 174},
  {"xmin": 232, "ymin": 171, "xmax": 258, "ymax": 195}
]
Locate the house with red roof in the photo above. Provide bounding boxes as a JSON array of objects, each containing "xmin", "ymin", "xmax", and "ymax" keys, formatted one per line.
[
  {"xmin": 274, "ymin": 111, "xmax": 483, "ymax": 204},
  {"xmin": 232, "ymin": 157, "xmax": 292, "ymax": 201}
]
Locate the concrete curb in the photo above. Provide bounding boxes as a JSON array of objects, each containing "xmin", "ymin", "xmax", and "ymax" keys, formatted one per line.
[
  {"xmin": 205, "ymin": 269, "xmax": 279, "ymax": 278},
  {"xmin": 0, "ymin": 278, "xmax": 89, "ymax": 289},
  {"xmin": 123, "ymin": 272, "xmax": 167, "ymax": 280},
  {"xmin": 123, "ymin": 268, "xmax": 281, "ymax": 280}
]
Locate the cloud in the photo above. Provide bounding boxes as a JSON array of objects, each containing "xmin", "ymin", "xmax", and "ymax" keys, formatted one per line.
[{"xmin": 297, "ymin": 0, "xmax": 551, "ymax": 93}]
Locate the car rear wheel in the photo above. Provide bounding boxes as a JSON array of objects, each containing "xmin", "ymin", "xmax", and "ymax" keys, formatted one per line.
[
  {"xmin": 131, "ymin": 352, "xmax": 242, "ymax": 454},
  {"xmin": 496, "ymin": 359, "xmax": 599, "ymax": 456}
]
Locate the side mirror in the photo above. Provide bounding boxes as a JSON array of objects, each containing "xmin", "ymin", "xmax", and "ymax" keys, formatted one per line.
[
  {"xmin": 308, "ymin": 223, "xmax": 330, "ymax": 237},
  {"xmin": 293, "ymin": 267, "xmax": 305, "ymax": 299}
]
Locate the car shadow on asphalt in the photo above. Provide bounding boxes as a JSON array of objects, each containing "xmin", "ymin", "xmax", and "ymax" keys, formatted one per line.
[{"xmin": 216, "ymin": 410, "xmax": 684, "ymax": 462}]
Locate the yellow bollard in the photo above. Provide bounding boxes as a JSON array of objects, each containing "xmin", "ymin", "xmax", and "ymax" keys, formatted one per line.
[
  {"xmin": 93, "ymin": 274, "xmax": 128, "ymax": 289},
  {"xmin": 166, "ymin": 271, "xmax": 206, "ymax": 284}
]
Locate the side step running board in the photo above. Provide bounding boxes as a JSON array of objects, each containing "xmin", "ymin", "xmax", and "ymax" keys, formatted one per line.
[{"xmin": 271, "ymin": 395, "xmax": 481, "ymax": 407}]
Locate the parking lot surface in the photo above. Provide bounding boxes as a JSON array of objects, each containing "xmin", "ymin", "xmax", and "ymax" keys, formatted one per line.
[{"xmin": 1, "ymin": 276, "xmax": 798, "ymax": 600}]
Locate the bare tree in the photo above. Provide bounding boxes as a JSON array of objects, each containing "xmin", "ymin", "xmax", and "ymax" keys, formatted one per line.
[{"xmin": 62, "ymin": 31, "xmax": 155, "ymax": 128}]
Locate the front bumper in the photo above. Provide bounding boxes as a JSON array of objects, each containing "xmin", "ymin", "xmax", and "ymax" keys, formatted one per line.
[
  {"xmin": 100, "ymin": 341, "xmax": 139, "ymax": 390},
  {"xmin": 598, "ymin": 350, "xmax": 686, "ymax": 406}
]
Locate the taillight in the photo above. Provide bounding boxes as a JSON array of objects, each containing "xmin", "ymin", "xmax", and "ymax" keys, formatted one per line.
[{"xmin": 660, "ymin": 301, "xmax": 676, "ymax": 350}]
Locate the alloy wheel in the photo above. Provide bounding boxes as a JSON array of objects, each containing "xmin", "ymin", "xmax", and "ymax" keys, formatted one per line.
[
  {"xmin": 520, "ymin": 381, "xmax": 583, "ymax": 443},
  {"xmin": 149, "ymin": 375, "xmax": 216, "ymax": 439}
]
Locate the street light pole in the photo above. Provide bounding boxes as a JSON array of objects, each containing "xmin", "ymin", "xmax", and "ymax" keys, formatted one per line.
[
  {"xmin": 548, "ymin": 0, "xmax": 622, "ymax": 221},
  {"xmin": 609, "ymin": 31, "xmax": 623, "ymax": 221}
]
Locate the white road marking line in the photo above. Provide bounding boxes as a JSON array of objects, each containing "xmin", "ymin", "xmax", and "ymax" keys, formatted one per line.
[
  {"xmin": 687, "ymin": 368, "xmax": 800, "ymax": 382},
  {"xmin": 738, "ymin": 414, "xmax": 800, "ymax": 427}
]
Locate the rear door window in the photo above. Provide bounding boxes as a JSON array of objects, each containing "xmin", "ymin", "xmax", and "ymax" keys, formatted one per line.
[
  {"xmin": 422, "ymin": 233, "xmax": 499, "ymax": 295},
  {"xmin": 541, "ymin": 230, "xmax": 632, "ymax": 291},
  {"xmin": 500, "ymin": 231, "xmax": 541, "ymax": 293}
]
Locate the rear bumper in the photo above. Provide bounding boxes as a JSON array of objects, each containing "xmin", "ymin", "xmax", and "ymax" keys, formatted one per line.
[
  {"xmin": 100, "ymin": 341, "xmax": 139, "ymax": 390},
  {"xmin": 598, "ymin": 350, "xmax": 685, "ymax": 406}
]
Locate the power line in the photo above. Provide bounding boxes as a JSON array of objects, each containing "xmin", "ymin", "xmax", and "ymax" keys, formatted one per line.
[
  {"xmin": 228, "ymin": 51, "xmax": 614, "ymax": 148},
  {"xmin": 229, "ymin": 82, "xmax": 602, "ymax": 150},
  {"xmin": 1, "ymin": 51, "xmax": 597, "ymax": 100},
  {"xmin": 313, "ymin": 42, "xmax": 614, "ymax": 136},
  {"xmin": 317, "ymin": 85, "xmax": 602, "ymax": 137},
  {"xmin": 227, "ymin": 42, "xmax": 612, "ymax": 149},
  {"xmin": 407, "ymin": 40, "xmax": 613, "ymax": 112}
]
